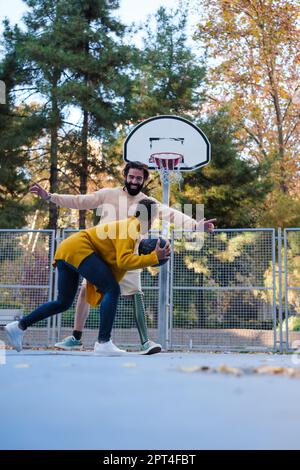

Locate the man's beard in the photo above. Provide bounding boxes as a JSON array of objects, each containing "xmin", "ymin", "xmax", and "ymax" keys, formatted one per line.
[{"xmin": 125, "ymin": 180, "xmax": 144, "ymax": 196}]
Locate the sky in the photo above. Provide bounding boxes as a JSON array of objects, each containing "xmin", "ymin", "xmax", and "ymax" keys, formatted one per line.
[
  {"xmin": 0, "ymin": 0, "xmax": 198, "ymax": 55},
  {"xmin": 0, "ymin": 0, "xmax": 189, "ymax": 31}
]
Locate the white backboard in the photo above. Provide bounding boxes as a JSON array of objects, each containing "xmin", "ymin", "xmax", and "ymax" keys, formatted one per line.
[{"xmin": 124, "ymin": 115, "xmax": 210, "ymax": 171}]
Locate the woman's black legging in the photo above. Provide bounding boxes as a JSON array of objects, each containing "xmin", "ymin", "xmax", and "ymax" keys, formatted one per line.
[{"xmin": 19, "ymin": 253, "xmax": 121, "ymax": 342}]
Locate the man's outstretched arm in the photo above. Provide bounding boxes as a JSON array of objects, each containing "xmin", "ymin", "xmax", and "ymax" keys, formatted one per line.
[
  {"xmin": 158, "ymin": 202, "xmax": 216, "ymax": 232},
  {"xmin": 29, "ymin": 183, "xmax": 105, "ymax": 210}
]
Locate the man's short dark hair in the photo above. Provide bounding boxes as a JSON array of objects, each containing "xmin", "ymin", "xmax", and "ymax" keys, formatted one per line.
[
  {"xmin": 123, "ymin": 161, "xmax": 150, "ymax": 181},
  {"xmin": 134, "ymin": 198, "xmax": 158, "ymax": 220}
]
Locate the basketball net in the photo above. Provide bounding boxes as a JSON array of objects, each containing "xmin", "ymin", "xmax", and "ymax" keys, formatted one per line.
[{"xmin": 149, "ymin": 152, "xmax": 184, "ymax": 187}]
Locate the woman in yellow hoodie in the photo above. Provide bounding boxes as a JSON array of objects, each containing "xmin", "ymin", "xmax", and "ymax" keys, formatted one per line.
[{"xmin": 5, "ymin": 199, "xmax": 170, "ymax": 355}]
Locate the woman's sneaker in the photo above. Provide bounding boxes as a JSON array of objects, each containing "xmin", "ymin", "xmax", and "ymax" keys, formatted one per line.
[
  {"xmin": 94, "ymin": 340, "xmax": 128, "ymax": 356},
  {"xmin": 4, "ymin": 321, "xmax": 25, "ymax": 352},
  {"xmin": 54, "ymin": 336, "xmax": 83, "ymax": 350},
  {"xmin": 141, "ymin": 340, "xmax": 162, "ymax": 355}
]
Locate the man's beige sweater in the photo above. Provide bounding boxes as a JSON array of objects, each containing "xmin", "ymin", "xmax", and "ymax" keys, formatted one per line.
[{"xmin": 50, "ymin": 187, "xmax": 197, "ymax": 230}]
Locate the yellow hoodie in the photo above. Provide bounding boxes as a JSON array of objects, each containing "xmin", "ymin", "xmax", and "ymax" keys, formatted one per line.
[{"xmin": 53, "ymin": 216, "xmax": 158, "ymax": 307}]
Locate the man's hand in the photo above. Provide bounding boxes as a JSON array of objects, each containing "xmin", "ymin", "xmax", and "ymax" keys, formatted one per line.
[
  {"xmin": 155, "ymin": 239, "xmax": 171, "ymax": 261},
  {"xmin": 29, "ymin": 183, "xmax": 50, "ymax": 201},
  {"xmin": 196, "ymin": 218, "xmax": 216, "ymax": 233}
]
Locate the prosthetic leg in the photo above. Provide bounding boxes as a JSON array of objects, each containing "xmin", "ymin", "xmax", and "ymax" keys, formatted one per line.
[{"xmin": 133, "ymin": 292, "xmax": 161, "ymax": 355}]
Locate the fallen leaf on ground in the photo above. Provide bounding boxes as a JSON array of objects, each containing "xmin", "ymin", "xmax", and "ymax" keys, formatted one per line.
[
  {"xmin": 216, "ymin": 365, "xmax": 243, "ymax": 376},
  {"xmin": 175, "ymin": 363, "xmax": 300, "ymax": 379},
  {"xmin": 254, "ymin": 366, "xmax": 286, "ymax": 375},
  {"xmin": 254, "ymin": 366, "xmax": 300, "ymax": 377},
  {"xmin": 177, "ymin": 365, "xmax": 211, "ymax": 373}
]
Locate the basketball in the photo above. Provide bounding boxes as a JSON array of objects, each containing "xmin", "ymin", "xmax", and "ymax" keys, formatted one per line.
[{"xmin": 138, "ymin": 237, "xmax": 169, "ymax": 266}]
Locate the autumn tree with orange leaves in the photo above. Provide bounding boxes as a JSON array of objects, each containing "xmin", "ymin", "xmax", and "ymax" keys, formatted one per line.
[{"xmin": 194, "ymin": 0, "xmax": 300, "ymax": 226}]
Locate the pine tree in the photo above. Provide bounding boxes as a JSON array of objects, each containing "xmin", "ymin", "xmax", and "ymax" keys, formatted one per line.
[
  {"xmin": 0, "ymin": 30, "xmax": 45, "ymax": 228},
  {"xmin": 50, "ymin": 0, "xmax": 134, "ymax": 228},
  {"xmin": 5, "ymin": 0, "xmax": 134, "ymax": 229},
  {"xmin": 4, "ymin": 1, "xmax": 70, "ymax": 229}
]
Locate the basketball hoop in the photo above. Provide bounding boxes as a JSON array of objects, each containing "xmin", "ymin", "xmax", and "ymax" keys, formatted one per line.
[
  {"xmin": 123, "ymin": 116, "xmax": 211, "ymax": 350},
  {"xmin": 149, "ymin": 152, "xmax": 184, "ymax": 185}
]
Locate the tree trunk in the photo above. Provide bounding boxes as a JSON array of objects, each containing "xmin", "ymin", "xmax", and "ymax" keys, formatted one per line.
[
  {"xmin": 79, "ymin": 29, "xmax": 91, "ymax": 230},
  {"xmin": 264, "ymin": 32, "xmax": 288, "ymax": 194},
  {"xmin": 272, "ymin": 89, "xmax": 288, "ymax": 194},
  {"xmin": 79, "ymin": 108, "xmax": 88, "ymax": 229}
]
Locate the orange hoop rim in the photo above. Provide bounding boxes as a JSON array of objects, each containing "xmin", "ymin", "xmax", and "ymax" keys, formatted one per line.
[{"xmin": 149, "ymin": 152, "xmax": 184, "ymax": 162}]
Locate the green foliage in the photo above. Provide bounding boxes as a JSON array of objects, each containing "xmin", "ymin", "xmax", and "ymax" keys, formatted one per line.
[
  {"xmin": 282, "ymin": 316, "xmax": 300, "ymax": 332},
  {"xmin": 257, "ymin": 191, "xmax": 300, "ymax": 228},
  {"xmin": 1, "ymin": 0, "xmax": 136, "ymax": 228},
  {"xmin": 0, "ymin": 46, "xmax": 45, "ymax": 227},
  {"xmin": 44, "ymin": 0, "xmax": 134, "ymax": 129},
  {"xmin": 0, "ymin": 233, "xmax": 50, "ymax": 326}
]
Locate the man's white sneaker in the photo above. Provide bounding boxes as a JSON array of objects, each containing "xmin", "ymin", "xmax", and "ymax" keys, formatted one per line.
[
  {"xmin": 94, "ymin": 340, "xmax": 128, "ymax": 356},
  {"xmin": 4, "ymin": 321, "xmax": 25, "ymax": 352}
]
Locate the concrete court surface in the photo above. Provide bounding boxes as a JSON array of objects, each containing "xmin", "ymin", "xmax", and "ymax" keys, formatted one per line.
[{"xmin": 0, "ymin": 350, "xmax": 300, "ymax": 450}]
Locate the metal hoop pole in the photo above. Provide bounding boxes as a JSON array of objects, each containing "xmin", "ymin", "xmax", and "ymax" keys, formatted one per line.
[{"xmin": 158, "ymin": 169, "xmax": 170, "ymax": 349}]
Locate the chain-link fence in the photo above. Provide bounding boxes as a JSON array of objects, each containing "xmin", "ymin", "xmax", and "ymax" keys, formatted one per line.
[
  {"xmin": 284, "ymin": 229, "xmax": 300, "ymax": 351},
  {"xmin": 0, "ymin": 227, "xmax": 297, "ymax": 351},
  {"xmin": 0, "ymin": 230, "xmax": 55, "ymax": 347},
  {"xmin": 170, "ymin": 229, "xmax": 277, "ymax": 351}
]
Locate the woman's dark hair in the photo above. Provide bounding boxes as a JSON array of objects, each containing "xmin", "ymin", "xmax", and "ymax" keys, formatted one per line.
[
  {"xmin": 123, "ymin": 161, "xmax": 150, "ymax": 181},
  {"xmin": 134, "ymin": 198, "xmax": 158, "ymax": 220}
]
